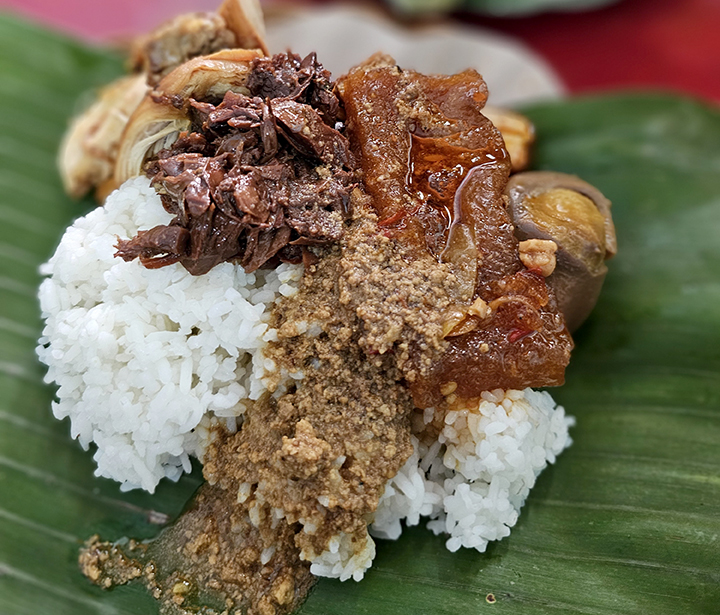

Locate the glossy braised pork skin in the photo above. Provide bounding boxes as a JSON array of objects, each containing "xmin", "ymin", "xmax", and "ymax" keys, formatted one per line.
[{"xmin": 337, "ymin": 56, "xmax": 573, "ymax": 406}]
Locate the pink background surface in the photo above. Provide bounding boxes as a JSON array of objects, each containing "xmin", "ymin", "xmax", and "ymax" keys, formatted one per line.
[
  {"xmin": 0, "ymin": 0, "xmax": 221, "ymax": 42},
  {"xmin": 2, "ymin": 0, "xmax": 719, "ymax": 102}
]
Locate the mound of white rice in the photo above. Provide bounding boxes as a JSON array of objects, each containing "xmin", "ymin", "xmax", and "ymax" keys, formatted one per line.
[
  {"xmin": 374, "ymin": 389, "xmax": 573, "ymax": 552},
  {"xmin": 313, "ymin": 388, "xmax": 573, "ymax": 581},
  {"xmin": 38, "ymin": 176, "xmax": 573, "ymax": 580},
  {"xmin": 37, "ymin": 177, "xmax": 302, "ymax": 492}
]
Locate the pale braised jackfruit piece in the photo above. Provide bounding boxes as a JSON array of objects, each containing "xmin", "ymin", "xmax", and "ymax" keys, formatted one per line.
[
  {"xmin": 58, "ymin": 0, "xmax": 267, "ymax": 200},
  {"xmin": 114, "ymin": 48, "xmax": 263, "ymax": 187},
  {"xmin": 482, "ymin": 105, "xmax": 535, "ymax": 173},
  {"xmin": 58, "ymin": 74, "xmax": 148, "ymax": 199}
]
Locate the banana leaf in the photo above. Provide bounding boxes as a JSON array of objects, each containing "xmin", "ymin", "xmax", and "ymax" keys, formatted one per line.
[{"xmin": 1, "ymin": 12, "xmax": 719, "ymax": 615}]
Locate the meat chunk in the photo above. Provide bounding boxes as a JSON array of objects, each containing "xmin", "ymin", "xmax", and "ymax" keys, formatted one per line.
[
  {"xmin": 337, "ymin": 56, "xmax": 574, "ymax": 403},
  {"xmin": 272, "ymin": 99, "xmax": 353, "ymax": 167},
  {"xmin": 113, "ymin": 224, "xmax": 189, "ymax": 269},
  {"xmin": 518, "ymin": 238, "xmax": 558, "ymax": 277},
  {"xmin": 247, "ymin": 52, "xmax": 341, "ymax": 124}
]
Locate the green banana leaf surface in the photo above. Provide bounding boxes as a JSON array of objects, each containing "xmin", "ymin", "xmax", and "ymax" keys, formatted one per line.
[{"xmin": 1, "ymin": 12, "xmax": 719, "ymax": 615}]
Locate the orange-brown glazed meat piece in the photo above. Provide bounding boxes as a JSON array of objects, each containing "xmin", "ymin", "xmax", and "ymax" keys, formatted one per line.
[{"xmin": 337, "ymin": 56, "xmax": 573, "ymax": 406}]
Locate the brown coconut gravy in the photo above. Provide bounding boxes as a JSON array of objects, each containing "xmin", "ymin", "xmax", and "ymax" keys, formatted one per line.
[{"xmin": 80, "ymin": 56, "xmax": 572, "ymax": 615}]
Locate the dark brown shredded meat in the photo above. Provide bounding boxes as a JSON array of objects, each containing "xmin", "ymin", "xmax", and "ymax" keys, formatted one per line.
[
  {"xmin": 247, "ymin": 52, "xmax": 342, "ymax": 125},
  {"xmin": 115, "ymin": 53, "xmax": 355, "ymax": 275}
]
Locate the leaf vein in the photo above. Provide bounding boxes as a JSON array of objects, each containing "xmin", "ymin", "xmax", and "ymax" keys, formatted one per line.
[
  {"xmin": 530, "ymin": 498, "xmax": 719, "ymax": 522},
  {"xmin": 0, "ymin": 454, "xmax": 180, "ymax": 521},
  {"xmin": 512, "ymin": 545, "xmax": 720, "ymax": 582},
  {"xmin": 0, "ymin": 560, "xmax": 119, "ymax": 614},
  {"xmin": 0, "ymin": 506, "xmax": 78, "ymax": 543}
]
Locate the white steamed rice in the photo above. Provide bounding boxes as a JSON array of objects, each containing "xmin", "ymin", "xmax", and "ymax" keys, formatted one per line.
[
  {"xmin": 37, "ymin": 176, "xmax": 573, "ymax": 580},
  {"xmin": 373, "ymin": 388, "xmax": 573, "ymax": 553}
]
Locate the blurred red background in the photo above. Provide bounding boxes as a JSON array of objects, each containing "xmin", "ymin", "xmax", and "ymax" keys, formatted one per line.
[{"xmin": 2, "ymin": 0, "xmax": 719, "ymax": 103}]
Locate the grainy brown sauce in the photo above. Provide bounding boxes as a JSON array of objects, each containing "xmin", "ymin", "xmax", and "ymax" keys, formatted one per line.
[{"xmin": 80, "ymin": 55, "xmax": 573, "ymax": 615}]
